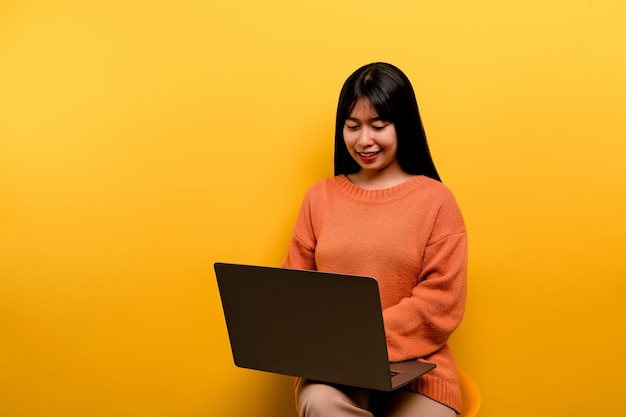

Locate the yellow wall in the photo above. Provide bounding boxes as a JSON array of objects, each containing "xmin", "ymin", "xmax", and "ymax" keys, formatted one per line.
[{"xmin": 1, "ymin": 1, "xmax": 625, "ymax": 416}]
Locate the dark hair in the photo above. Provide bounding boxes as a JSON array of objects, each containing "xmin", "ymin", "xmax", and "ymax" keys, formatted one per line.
[{"xmin": 333, "ymin": 62, "xmax": 441, "ymax": 182}]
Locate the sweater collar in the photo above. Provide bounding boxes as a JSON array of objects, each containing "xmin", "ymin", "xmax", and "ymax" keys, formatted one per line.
[{"xmin": 333, "ymin": 174, "xmax": 429, "ymax": 204}]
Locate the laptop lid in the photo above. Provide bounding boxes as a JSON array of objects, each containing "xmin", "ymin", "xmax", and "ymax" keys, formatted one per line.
[{"xmin": 214, "ymin": 262, "xmax": 435, "ymax": 391}]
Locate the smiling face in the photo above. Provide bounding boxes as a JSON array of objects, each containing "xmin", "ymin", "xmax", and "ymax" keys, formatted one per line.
[{"xmin": 342, "ymin": 98, "xmax": 405, "ymax": 185}]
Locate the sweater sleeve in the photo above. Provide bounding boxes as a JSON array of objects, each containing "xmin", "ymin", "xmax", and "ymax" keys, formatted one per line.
[
  {"xmin": 382, "ymin": 198, "xmax": 468, "ymax": 362},
  {"xmin": 282, "ymin": 190, "xmax": 317, "ymax": 271}
]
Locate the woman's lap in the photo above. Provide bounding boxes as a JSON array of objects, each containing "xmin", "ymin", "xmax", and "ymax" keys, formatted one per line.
[{"xmin": 296, "ymin": 379, "xmax": 456, "ymax": 417}]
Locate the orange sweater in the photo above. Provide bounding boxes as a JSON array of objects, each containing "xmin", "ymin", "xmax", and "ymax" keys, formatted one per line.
[{"xmin": 283, "ymin": 174, "xmax": 467, "ymax": 413}]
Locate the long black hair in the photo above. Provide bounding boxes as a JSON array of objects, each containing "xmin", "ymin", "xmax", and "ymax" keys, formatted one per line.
[{"xmin": 333, "ymin": 62, "xmax": 441, "ymax": 182}]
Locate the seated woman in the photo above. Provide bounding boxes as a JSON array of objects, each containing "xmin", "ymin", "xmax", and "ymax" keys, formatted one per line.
[{"xmin": 283, "ymin": 62, "xmax": 468, "ymax": 417}]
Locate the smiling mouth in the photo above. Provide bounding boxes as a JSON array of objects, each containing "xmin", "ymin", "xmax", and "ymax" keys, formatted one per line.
[{"xmin": 358, "ymin": 150, "xmax": 381, "ymax": 157}]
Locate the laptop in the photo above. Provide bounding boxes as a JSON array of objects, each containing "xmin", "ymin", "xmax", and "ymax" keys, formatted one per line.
[{"xmin": 213, "ymin": 262, "xmax": 435, "ymax": 391}]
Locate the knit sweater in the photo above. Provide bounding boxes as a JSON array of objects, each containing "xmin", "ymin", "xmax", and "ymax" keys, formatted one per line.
[{"xmin": 283, "ymin": 174, "xmax": 468, "ymax": 413}]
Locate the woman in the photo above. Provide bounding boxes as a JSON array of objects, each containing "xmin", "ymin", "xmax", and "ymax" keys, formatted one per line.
[{"xmin": 283, "ymin": 62, "xmax": 467, "ymax": 417}]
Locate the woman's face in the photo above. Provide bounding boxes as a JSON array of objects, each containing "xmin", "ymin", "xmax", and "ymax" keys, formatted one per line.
[{"xmin": 343, "ymin": 98, "xmax": 402, "ymax": 176}]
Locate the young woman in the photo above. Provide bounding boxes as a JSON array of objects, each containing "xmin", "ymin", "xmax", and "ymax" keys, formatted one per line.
[{"xmin": 283, "ymin": 62, "xmax": 468, "ymax": 417}]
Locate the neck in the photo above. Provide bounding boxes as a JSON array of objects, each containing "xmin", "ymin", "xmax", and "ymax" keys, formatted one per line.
[{"xmin": 346, "ymin": 169, "xmax": 415, "ymax": 190}]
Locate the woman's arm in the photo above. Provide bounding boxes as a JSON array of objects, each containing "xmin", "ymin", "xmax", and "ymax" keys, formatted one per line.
[
  {"xmin": 383, "ymin": 202, "xmax": 468, "ymax": 362},
  {"xmin": 282, "ymin": 191, "xmax": 317, "ymax": 271}
]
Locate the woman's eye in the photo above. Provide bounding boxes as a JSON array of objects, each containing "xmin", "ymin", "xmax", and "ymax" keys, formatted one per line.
[
  {"xmin": 372, "ymin": 125, "xmax": 386, "ymax": 131},
  {"xmin": 346, "ymin": 125, "xmax": 360, "ymax": 130}
]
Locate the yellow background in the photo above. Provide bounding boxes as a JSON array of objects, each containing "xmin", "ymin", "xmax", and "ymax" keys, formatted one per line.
[{"xmin": 1, "ymin": 1, "xmax": 625, "ymax": 416}]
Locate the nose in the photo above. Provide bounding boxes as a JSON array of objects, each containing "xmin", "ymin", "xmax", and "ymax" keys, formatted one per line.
[{"xmin": 356, "ymin": 127, "xmax": 375, "ymax": 148}]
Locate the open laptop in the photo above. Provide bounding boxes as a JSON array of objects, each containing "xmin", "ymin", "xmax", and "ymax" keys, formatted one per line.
[{"xmin": 213, "ymin": 262, "xmax": 435, "ymax": 391}]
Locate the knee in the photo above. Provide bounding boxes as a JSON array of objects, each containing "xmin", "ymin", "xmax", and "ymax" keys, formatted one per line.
[
  {"xmin": 297, "ymin": 382, "xmax": 338, "ymax": 416},
  {"xmin": 296, "ymin": 380, "xmax": 369, "ymax": 417}
]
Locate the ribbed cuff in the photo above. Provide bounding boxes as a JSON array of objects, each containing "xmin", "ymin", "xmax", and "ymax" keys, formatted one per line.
[{"xmin": 410, "ymin": 374, "xmax": 462, "ymax": 414}]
